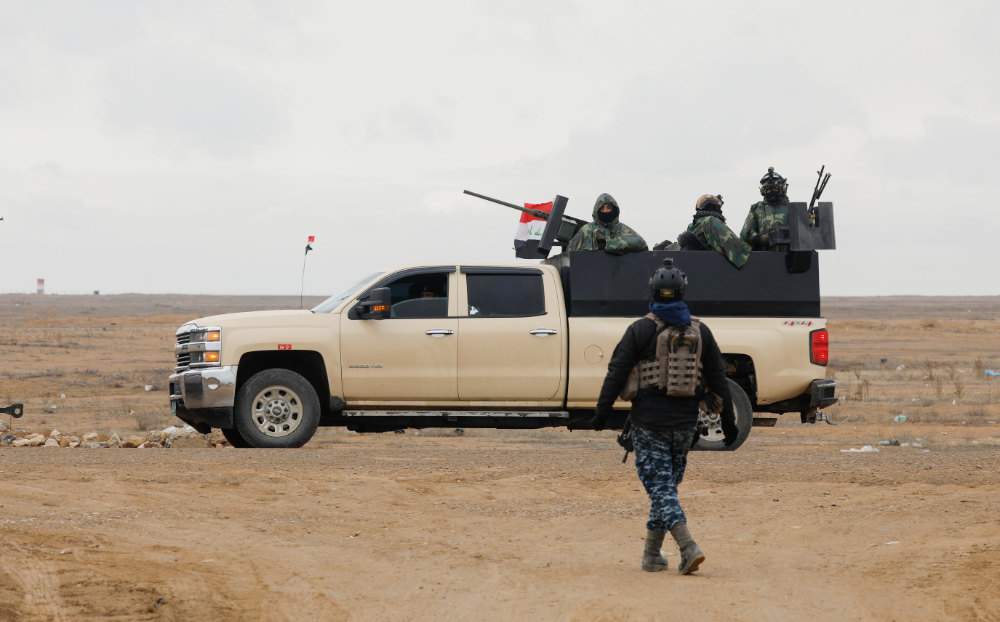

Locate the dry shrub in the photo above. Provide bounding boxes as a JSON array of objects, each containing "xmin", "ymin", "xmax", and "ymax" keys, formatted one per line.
[
  {"xmin": 922, "ymin": 358, "xmax": 935, "ymax": 380},
  {"xmin": 132, "ymin": 408, "xmax": 169, "ymax": 432},
  {"xmin": 853, "ymin": 378, "xmax": 871, "ymax": 401}
]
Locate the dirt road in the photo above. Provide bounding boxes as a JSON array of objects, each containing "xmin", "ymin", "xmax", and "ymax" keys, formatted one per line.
[{"xmin": 2, "ymin": 423, "xmax": 998, "ymax": 621}]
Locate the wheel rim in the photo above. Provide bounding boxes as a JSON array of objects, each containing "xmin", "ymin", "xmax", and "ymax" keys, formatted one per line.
[
  {"xmin": 249, "ymin": 385, "xmax": 304, "ymax": 437},
  {"xmin": 697, "ymin": 409, "xmax": 726, "ymax": 443}
]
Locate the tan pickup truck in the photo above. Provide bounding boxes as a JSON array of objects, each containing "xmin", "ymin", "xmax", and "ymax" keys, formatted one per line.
[{"xmin": 168, "ymin": 250, "xmax": 837, "ymax": 449}]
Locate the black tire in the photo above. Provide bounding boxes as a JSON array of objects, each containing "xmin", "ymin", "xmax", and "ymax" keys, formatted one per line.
[
  {"xmin": 233, "ymin": 369, "xmax": 320, "ymax": 448},
  {"xmin": 220, "ymin": 427, "xmax": 252, "ymax": 448},
  {"xmin": 694, "ymin": 378, "xmax": 753, "ymax": 451}
]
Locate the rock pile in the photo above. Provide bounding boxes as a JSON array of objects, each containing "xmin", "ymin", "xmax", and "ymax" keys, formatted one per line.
[{"xmin": 0, "ymin": 425, "xmax": 230, "ymax": 448}]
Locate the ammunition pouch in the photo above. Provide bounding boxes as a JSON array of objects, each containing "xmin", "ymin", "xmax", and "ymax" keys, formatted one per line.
[{"xmin": 619, "ymin": 316, "xmax": 702, "ymax": 400}]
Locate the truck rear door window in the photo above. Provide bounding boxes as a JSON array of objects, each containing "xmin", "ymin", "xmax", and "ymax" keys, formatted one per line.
[{"xmin": 466, "ymin": 274, "xmax": 545, "ymax": 318}]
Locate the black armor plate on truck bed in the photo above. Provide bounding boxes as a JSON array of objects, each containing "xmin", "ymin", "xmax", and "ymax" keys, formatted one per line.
[{"xmin": 545, "ymin": 250, "xmax": 822, "ymax": 318}]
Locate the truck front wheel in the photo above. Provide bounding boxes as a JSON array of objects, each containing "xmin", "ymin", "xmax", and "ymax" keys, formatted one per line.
[
  {"xmin": 234, "ymin": 369, "xmax": 320, "ymax": 448},
  {"xmin": 694, "ymin": 378, "xmax": 753, "ymax": 451},
  {"xmin": 220, "ymin": 427, "xmax": 252, "ymax": 448}
]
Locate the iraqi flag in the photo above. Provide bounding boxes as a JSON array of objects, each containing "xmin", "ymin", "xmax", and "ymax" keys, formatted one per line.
[
  {"xmin": 514, "ymin": 201, "xmax": 551, "ymax": 257},
  {"xmin": 305, "ymin": 235, "xmax": 315, "ymax": 255}
]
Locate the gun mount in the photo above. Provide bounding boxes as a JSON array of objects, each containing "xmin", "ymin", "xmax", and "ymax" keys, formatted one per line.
[{"xmin": 464, "ymin": 190, "xmax": 586, "ymax": 259}]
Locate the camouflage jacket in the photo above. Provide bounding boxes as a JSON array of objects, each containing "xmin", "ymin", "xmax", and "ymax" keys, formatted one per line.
[
  {"xmin": 568, "ymin": 193, "xmax": 648, "ymax": 255},
  {"xmin": 740, "ymin": 196, "xmax": 790, "ymax": 252},
  {"xmin": 687, "ymin": 214, "xmax": 750, "ymax": 269}
]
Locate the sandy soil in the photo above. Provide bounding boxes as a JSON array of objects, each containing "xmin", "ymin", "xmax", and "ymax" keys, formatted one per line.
[{"xmin": 1, "ymin": 294, "xmax": 999, "ymax": 621}]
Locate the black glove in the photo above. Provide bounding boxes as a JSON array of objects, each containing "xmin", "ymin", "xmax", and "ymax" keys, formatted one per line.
[{"xmin": 590, "ymin": 412, "xmax": 608, "ymax": 431}]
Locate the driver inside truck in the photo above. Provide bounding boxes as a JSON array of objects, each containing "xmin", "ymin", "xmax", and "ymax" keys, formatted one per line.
[{"xmin": 408, "ymin": 282, "xmax": 440, "ymax": 299}]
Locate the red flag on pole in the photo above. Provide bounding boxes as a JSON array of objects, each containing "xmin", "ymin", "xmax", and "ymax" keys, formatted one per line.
[{"xmin": 514, "ymin": 202, "xmax": 552, "ymax": 254}]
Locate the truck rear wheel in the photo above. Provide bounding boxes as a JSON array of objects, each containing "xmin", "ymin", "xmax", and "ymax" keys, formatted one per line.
[
  {"xmin": 694, "ymin": 378, "xmax": 752, "ymax": 451},
  {"xmin": 234, "ymin": 369, "xmax": 320, "ymax": 448}
]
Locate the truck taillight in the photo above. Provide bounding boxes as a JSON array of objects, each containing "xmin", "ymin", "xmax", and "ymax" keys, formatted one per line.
[{"xmin": 810, "ymin": 328, "xmax": 829, "ymax": 366}]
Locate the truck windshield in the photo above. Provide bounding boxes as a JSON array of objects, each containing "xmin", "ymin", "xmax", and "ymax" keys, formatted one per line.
[{"xmin": 311, "ymin": 272, "xmax": 385, "ymax": 314}]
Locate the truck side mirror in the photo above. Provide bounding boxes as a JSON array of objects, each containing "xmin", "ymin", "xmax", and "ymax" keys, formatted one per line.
[{"xmin": 356, "ymin": 287, "xmax": 391, "ymax": 319}]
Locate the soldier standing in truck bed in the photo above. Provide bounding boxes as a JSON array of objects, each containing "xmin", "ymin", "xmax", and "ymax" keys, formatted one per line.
[
  {"xmin": 680, "ymin": 194, "xmax": 751, "ymax": 269},
  {"xmin": 568, "ymin": 193, "xmax": 647, "ymax": 255},
  {"xmin": 741, "ymin": 167, "xmax": 791, "ymax": 252}
]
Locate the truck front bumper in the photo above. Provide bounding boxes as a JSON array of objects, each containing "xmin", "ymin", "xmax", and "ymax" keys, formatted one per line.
[{"xmin": 168, "ymin": 365, "xmax": 238, "ymax": 431}]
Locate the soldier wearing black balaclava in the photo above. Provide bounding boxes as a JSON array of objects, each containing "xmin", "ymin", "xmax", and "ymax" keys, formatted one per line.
[{"xmin": 568, "ymin": 193, "xmax": 647, "ymax": 254}]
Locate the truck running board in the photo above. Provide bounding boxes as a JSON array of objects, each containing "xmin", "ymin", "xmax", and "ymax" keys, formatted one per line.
[{"xmin": 342, "ymin": 410, "xmax": 569, "ymax": 419}]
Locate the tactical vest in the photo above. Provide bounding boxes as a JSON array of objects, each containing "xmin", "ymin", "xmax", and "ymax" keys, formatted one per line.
[{"xmin": 620, "ymin": 313, "xmax": 702, "ymax": 400}]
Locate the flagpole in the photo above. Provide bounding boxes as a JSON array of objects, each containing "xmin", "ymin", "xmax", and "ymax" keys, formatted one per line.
[
  {"xmin": 301, "ymin": 236, "xmax": 314, "ymax": 309},
  {"xmin": 300, "ymin": 253, "xmax": 307, "ymax": 309}
]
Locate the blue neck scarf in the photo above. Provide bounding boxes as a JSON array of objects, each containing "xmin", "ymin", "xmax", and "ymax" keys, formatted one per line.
[{"xmin": 649, "ymin": 301, "xmax": 691, "ymax": 325}]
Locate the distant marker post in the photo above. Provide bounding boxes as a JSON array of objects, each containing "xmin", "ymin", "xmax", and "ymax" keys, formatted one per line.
[{"xmin": 301, "ymin": 235, "xmax": 315, "ymax": 309}]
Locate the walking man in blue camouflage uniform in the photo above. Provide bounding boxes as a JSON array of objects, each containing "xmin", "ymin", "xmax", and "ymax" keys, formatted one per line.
[{"xmin": 591, "ymin": 259, "xmax": 738, "ymax": 574}]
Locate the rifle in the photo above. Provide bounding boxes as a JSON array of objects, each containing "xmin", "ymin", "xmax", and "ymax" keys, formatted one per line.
[
  {"xmin": 617, "ymin": 416, "xmax": 634, "ymax": 463},
  {"xmin": 809, "ymin": 165, "xmax": 831, "ymax": 211}
]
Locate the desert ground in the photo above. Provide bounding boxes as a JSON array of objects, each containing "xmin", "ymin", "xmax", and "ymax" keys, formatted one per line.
[{"xmin": 1, "ymin": 293, "xmax": 998, "ymax": 621}]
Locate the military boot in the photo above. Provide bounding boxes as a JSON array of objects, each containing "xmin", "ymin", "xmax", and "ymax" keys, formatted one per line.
[
  {"xmin": 641, "ymin": 530, "xmax": 670, "ymax": 572},
  {"xmin": 670, "ymin": 522, "xmax": 705, "ymax": 575}
]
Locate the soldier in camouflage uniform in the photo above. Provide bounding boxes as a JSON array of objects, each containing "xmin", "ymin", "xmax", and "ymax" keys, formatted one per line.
[
  {"xmin": 684, "ymin": 194, "xmax": 751, "ymax": 269},
  {"xmin": 741, "ymin": 167, "xmax": 791, "ymax": 252},
  {"xmin": 568, "ymin": 193, "xmax": 647, "ymax": 254},
  {"xmin": 591, "ymin": 260, "xmax": 737, "ymax": 575}
]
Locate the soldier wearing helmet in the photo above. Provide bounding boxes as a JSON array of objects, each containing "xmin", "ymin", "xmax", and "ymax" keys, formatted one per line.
[
  {"xmin": 568, "ymin": 193, "xmax": 648, "ymax": 255},
  {"xmin": 740, "ymin": 167, "xmax": 791, "ymax": 252},
  {"xmin": 681, "ymin": 194, "xmax": 751, "ymax": 269},
  {"xmin": 591, "ymin": 259, "xmax": 737, "ymax": 575}
]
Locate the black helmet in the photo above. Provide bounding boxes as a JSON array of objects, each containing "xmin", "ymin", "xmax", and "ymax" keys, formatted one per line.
[
  {"xmin": 759, "ymin": 166, "xmax": 788, "ymax": 200},
  {"xmin": 649, "ymin": 258, "xmax": 687, "ymax": 301}
]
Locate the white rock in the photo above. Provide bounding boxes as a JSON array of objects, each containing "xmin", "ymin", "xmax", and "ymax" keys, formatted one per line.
[{"xmin": 43, "ymin": 438, "xmax": 60, "ymax": 448}]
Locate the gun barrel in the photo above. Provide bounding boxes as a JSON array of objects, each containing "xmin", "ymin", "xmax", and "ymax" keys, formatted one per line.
[
  {"xmin": 809, "ymin": 166, "xmax": 831, "ymax": 210},
  {"xmin": 463, "ymin": 190, "xmax": 551, "ymax": 220}
]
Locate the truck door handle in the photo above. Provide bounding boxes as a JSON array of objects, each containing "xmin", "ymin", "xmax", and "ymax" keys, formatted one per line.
[
  {"xmin": 425, "ymin": 329, "xmax": 454, "ymax": 338},
  {"xmin": 529, "ymin": 328, "xmax": 558, "ymax": 337}
]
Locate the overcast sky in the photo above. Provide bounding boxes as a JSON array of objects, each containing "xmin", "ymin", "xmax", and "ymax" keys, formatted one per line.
[{"xmin": 1, "ymin": 1, "xmax": 998, "ymax": 298}]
